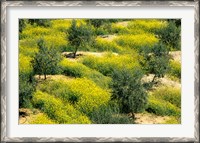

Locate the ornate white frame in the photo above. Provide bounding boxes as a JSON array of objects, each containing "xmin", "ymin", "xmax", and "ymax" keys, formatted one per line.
[{"xmin": 1, "ymin": 1, "xmax": 199, "ymax": 142}]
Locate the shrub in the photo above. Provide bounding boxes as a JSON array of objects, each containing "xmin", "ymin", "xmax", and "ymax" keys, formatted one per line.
[
  {"xmin": 89, "ymin": 103, "xmax": 132, "ymax": 124},
  {"xmin": 155, "ymin": 21, "xmax": 181, "ymax": 50},
  {"xmin": 146, "ymin": 96, "xmax": 181, "ymax": 116},
  {"xmin": 28, "ymin": 19, "xmax": 52, "ymax": 27},
  {"xmin": 150, "ymin": 86, "xmax": 181, "ymax": 108},
  {"xmin": 29, "ymin": 113, "xmax": 56, "ymax": 124},
  {"xmin": 32, "ymin": 90, "xmax": 91, "ymax": 124},
  {"xmin": 19, "ymin": 19, "xmax": 27, "ymax": 34},
  {"xmin": 168, "ymin": 60, "xmax": 181, "ymax": 79},
  {"xmin": 19, "ymin": 54, "xmax": 35, "ymax": 108}
]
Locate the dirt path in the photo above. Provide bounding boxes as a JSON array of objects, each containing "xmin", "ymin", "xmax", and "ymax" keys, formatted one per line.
[
  {"xmin": 135, "ymin": 112, "xmax": 170, "ymax": 124},
  {"xmin": 62, "ymin": 51, "xmax": 118, "ymax": 60}
]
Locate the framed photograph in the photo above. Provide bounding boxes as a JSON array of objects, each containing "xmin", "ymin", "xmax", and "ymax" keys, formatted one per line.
[{"xmin": 1, "ymin": 0, "xmax": 199, "ymax": 142}]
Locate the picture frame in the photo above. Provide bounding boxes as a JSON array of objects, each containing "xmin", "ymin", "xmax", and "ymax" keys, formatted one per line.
[{"xmin": 1, "ymin": 0, "xmax": 199, "ymax": 142}]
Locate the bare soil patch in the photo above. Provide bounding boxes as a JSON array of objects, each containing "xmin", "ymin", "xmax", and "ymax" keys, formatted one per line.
[
  {"xmin": 169, "ymin": 51, "xmax": 181, "ymax": 62},
  {"xmin": 62, "ymin": 51, "xmax": 118, "ymax": 59},
  {"xmin": 135, "ymin": 112, "xmax": 170, "ymax": 124},
  {"xmin": 115, "ymin": 21, "xmax": 129, "ymax": 27},
  {"xmin": 35, "ymin": 75, "xmax": 74, "ymax": 82},
  {"xmin": 19, "ymin": 108, "xmax": 40, "ymax": 124}
]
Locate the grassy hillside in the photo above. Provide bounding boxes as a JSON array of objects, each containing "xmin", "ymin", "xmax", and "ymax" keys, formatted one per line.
[{"xmin": 19, "ymin": 19, "xmax": 181, "ymax": 124}]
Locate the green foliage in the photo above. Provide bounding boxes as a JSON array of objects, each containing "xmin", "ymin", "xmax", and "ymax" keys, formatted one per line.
[
  {"xmin": 127, "ymin": 19, "xmax": 167, "ymax": 34},
  {"xmin": 111, "ymin": 68, "xmax": 148, "ymax": 116},
  {"xmin": 19, "ymin": 54, "xmax": 35, "ymax": 108},
  {"xmin": 67, "ymin": 20, "xmax": 94, "ymax": 58},
  {"xmin": 89, "ymin": 103, "xmax": 132, "ymax": 124},
  {"xmin": 51, "ymin": 19, "xmax": 72, "ymax": 32},
  {"xmin": 94, "ymin": 37, "xmax": 123, "ymax": 53},
  {"xmin": 82, "ymin": 53, "xmax": 140, "ymax": 76},
  {"xmin": 32, "ymin": 39, "xmax": 62, "ymax": 79},
  {"xmin": 19, "ymin": 19, "xmax": 27, "ymax": 33},
  {"xmin": 28, "ymin": 19, "xmax": 51, "ymax": 27},
  {"xmin": 164, "ymin": 116, "xmax": 180, "ymax": 124},
  {"xmin": 19, "ymin": 39, "xmax": 39, "ymax": 57},
  {"xmin": 150, "ymin": 86, "xmax": 181, "ymax": 108},
  {"xmin": 37, "ymin": 78, "xmax": 111, "ymax": 115},
  {"xmin": 30, "ymin": 113, "xmax": 56, "ymax": 124},
  {"xmin": 59, "ymin": 59, "xmax": 112, "ymax": 89},
  {"xmin": 110, "ymin": 23, "xmax": 129, "ymax": 34},
  {"xmin": 21, "ymin": 26, "xmax": 51, "ymax": 38},
  {"xmin": 114, "ymin": 34, "xmax": 158, "ymax": 50},
  {"xmin": 168, "ymin": 60, "xmax": 181, "ymax": 79},
  {"xmin": 147, "ymin": 96, "xmax": 180, "ymax": 116},
  {"xmin": 155, "ymin": 21, "xmax": 181, "ymax": 50},
  {"xmin": 139, "ymin": 43, "xmax": 170, "ymax": 82},
  {"xmin": 88, "ymin": 19, "xmax": 108, "ymax": 28},
  {"xmin": 33, "ymin": 90, "xmax": 91, "ymax": 124}
]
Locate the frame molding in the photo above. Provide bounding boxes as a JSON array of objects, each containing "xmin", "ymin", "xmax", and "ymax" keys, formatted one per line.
[{"xmin": 1, "ymin": 1, "xmax": 199, "ymax": 142}]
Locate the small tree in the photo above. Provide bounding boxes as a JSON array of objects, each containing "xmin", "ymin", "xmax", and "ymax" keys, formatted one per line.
[
  {"xmin": 139, "ymin": 43, "xmax": 170, "ymax": 84},
  {"xmin": 67, "ymin": 20, "xmax": 93, "ymax": 58},
  {"xmin": 32, "ymin": 39, "xmax": 62, "ymax": 80},
  {"xmin": 111, "ymin": 68, "xmax": 148, "ymax": 120}
]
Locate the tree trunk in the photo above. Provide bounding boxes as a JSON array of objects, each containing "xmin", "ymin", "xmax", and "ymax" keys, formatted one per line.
[
  {"xmin": 44, "ymin": 74, "xmax": 46, "ymax": 80},
  {"xmin": 131, "ymin": 112, "xmax": 135, "ymax": 120},
  {"xmin": 73, "ymin": 47, "xmax": 78, "ymax": 58},
  {"xmin": 151, "ymin": 75, "xmax": 156, "ymax": 83}
]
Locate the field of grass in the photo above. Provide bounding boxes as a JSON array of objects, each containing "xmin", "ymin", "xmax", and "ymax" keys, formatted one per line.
[{"xmin": 19, "ymin": 19, "xmax": 181, "ymax": 124}]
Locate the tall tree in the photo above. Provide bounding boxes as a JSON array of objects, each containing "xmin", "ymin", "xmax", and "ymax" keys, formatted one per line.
[
  {"xmin": 32, "ymin": 39, "xmax": 62, "ymax": 79},
  {"xmin": 67, "ymin": 20, "xmax": 93, "ymax": 58}
]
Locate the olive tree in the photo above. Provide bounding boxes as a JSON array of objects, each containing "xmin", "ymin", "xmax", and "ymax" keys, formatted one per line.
[
  {"xmin": 156, "ymin": 21, "xmax": 181, "ymax": 50},
  {"xmin": 111, "ymin": 68, "xmax": 148, "ymax": 120},
  {"xmin": 67, "ymin": 20, "xmax": 93, "ymax": 58},
  {"xmin": 32, "ymin": 39, "xmax": 62, "ymax": 80},
  {"xmin": 139, "ymin": 43, "xmax": 170, "ymax": 85}
]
